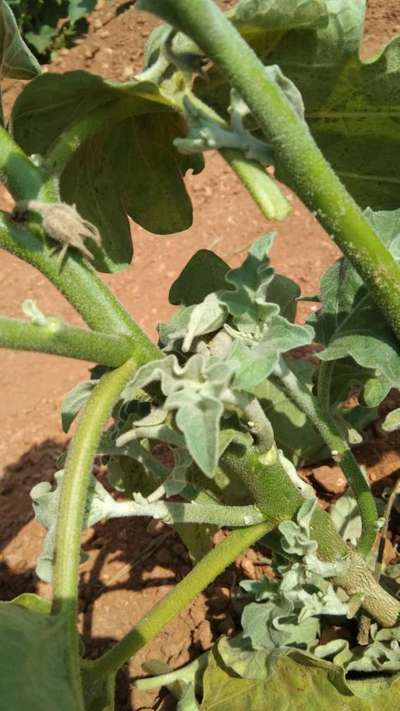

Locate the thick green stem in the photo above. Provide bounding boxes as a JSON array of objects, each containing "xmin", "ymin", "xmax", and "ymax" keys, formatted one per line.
[
  {"xmin": 83, "ymin": 520, "xmax": 273, "ymax": 683},
  {"xmin": 0, "ymin": 213, "xmax": 160, "ymax": 356},
  {"xmin": 274, "ymin": 358, "xmax": 377, "ymax": 556},
  {"xmin": 220, "ymin": 445, "xmax": 347, "ymax": 562},
  {"xmin": 139, "ymin": 0, "xmax": 400, "ymax": 340},
  {"xmin": 52, "ymin": 359, "xmax": 139, "ymax": 698},
  {"xmin": 220, "ymin": 445, "xmax": 400, "ymax": 626},
  {"xmin": 0, "ymin": 126, "xmax": 57, "ymax": 201},
  {"xmin": 0, "ymin": 316, "xmax": 135, "ymax": 366}
]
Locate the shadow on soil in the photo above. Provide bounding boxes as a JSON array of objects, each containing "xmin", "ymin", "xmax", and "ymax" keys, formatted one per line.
[{"xmin": 0, "ymin": 438, "xmax": 239, "ymax": 710}]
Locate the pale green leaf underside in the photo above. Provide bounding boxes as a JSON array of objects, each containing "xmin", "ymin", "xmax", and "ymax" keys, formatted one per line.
[{"xmin": 201, "ymin": 645, "xmax": 400, "ymax": 710}]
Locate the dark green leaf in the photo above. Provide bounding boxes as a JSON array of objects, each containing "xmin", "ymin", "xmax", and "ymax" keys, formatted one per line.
[
  {"xmin": 266, "ymin": 1, "xmax": 400, "ymax": 210},
  {"xmin": 169, "ymin": 250, "xmax": 230, "ymax": 306},
  {"xmin": 0, "ymin": 601, "xmax": 84, "ymax": 710},
  {"xmin": 61, "ymin": 379, "xmax": 96, "ymax": 433},
  {"xmin": 11, "ymin": 71, "xmax": 203, "ymax": 271},
  {"xmin": 68, "ymin": 0, "xmax": 96, "ymax": 24}
]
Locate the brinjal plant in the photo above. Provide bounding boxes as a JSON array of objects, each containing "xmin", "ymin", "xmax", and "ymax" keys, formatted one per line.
[{"xmin": 1, "ymin": 0, "xmax": 400, "ymax": 708}]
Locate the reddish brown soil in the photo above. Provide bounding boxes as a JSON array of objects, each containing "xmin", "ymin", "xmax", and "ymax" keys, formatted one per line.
[{"xmin": 1, "ymin": 2, "xmax": 400, "ymax": 709}]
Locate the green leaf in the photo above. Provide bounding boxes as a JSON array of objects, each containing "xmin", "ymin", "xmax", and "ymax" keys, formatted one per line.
[
  {"xmin": 382, "ymin": 408, "xmax": 400, "ymax": 432},
  {"xmin": 25, "ymin": 26, "xmax": 58, "ymax": 55},
  {"xmin": 169, "ymin": 249, "xmax": 230, "ymax": 306},
  {"xmin": 10, "ymin": 592, "xmax": 51, "ymax": 615},
  {"xmin": 83, "ymin": 672, "xmax": 116, "ymax": 711},
  {"xmin": 142, "ymin": 0, "xmax": 400, "ymax": 211},
  {"xmin": 253, "ymin": 359, "xmax": 328, "ymax": 466},
  {"xmin": 220, "ymin": 234, "xmax": 277, "ymax": 329},
  {"xmin": 266, "ymin": 0, "xmax": 400, "ymax": 211},
  {"xmin": 0, "ymin": 0, "xmax": 41, "ymax": 80},
  {"xmin": 31, "ymin": 471, "xmax": 118, "ymax": 582},
  {"xmin": 11, "ymin": 71, "xmax": 202, "ymax": 271},
  {"xmin": 329, "ymin": 490, "xmax": 362, "ymax": 543},
  {"xmin": 125, "ymin": 355, "xmax": 235, "ymax": 475},
  {"xmin": 227, "ymin": 0, "xmax": 327, "ymax": 31},
  {"xmin": 309, "ymin": 209, "xmax": 400, "ymax": 406},
  {"xmin": 61, "ymin": 379, "xmax": 96, "ymax": 433},
  {"xmin": 68, "ymin": 0, "xmax": 97, "ymax": 25},
  {"xmin": 0, "ymin": 601, "xmax": 84, "ymax": 710},
  {"xmin": 200, "ymin": 645, "xmax": 400, "ymax": 710},
  {"xmin": 226, "ymin": 317, "xmax": 313, "ymax": 390},
  {"xmin": 174, "ymin": 521, "xmax": 216, "ymax": 564}
]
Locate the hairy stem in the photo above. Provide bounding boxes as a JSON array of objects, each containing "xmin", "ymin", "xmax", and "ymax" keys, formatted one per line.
[
  {"xmin": 182, "ymin": 91, "xmax": 290, "ymax": 221},
  {"xmin": 0, "ymin": 213, "xmax": 160, "ymax": 356},
  {"xmin": 112, "ymin": 499, "xmax": 264, "ymax": 526},
  {"xmin": 0, "ymin": 126, "xmax": 57, "ymax": 202},
  {"xmin": 83, "ymin": 520, "xmax": 273, "ymax": 683},
  {"xmin": 52, "ymin": 359, "xmax": 139, "ymax": 697},
  {"xmin": 139, "ymin": 0, "xmax": 400, "ymax": 340},
  {"xmin": 0, "ymin": 316, "xmax": 135, "ymax": 366},
  {"xmin": 220, "ymin": 445, "xmax": 400, "ymax": 626},
  {"xmin": 317, "ymin": 361, "xmax": 335, "ymax": 411},
  {"xmin": 220, "ymin": 445, "xmax": 347, "ymax": 561},
  {"xmin": 273, "ymin": 358, "xmax": 377, "ymax": 556}
]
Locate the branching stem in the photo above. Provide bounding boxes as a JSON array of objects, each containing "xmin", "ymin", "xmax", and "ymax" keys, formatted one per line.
[
  {"xmin": 0, "ymin": 212, "xmax": 160, "ymax": 357},
  {"xmin": 139, "ymin": 0, "xmax": 400, "ymax": 340},
  {"xmin": 0, "ymin": 316, "xmax": 134, "ymax": 366},
  {"xmin": 273, "ymin": 357, "xmax": 378, "ymax": 556}
]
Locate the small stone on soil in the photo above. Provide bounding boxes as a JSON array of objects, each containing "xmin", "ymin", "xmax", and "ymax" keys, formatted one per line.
[{"xmin": 312, "ymin": 465, "xmax": 347, "ymax": 494}]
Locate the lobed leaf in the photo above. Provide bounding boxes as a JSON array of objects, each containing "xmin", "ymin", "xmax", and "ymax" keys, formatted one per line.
[
  {"xmin": 200, "ymin": 641, "xmax": 400, "ymax": 710},
  {"xmin": 10, "ymin": 71, "xmax": 202, "ymax": 271},
  {"xmin": 31, "ymin": 471, "xmax": 118, "ymax": 581},
  {"xmin": 309, "ymin": 208, "xmax": 400, "ymax": 406}
]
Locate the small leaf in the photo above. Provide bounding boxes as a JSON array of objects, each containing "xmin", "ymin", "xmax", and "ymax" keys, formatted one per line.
[
  {"xmin": 31, "ymin": 472, "xmax": 117, "ymax": 581},
  {"xmin": 124, "ymin": 354, "xmax": 236, "ymax": 476},
  {"xmin": 169, "ymin": 249, "xmax": 229, "ymax": 306},
  {"xmin": 226, "ymin": 318, "xmax": 313, "ymax": 390},
  {"xmin": 61, "ymin": 380, "xmax": 96, "ymax": 432},
  {"xmin": 382, "ymin": 408, "xmax": 400, "ymax": 433},
  {"xmin": 67, "ymin": 0, "xmax": 97, "ymax": 25},
  {"xmin": 329, "ymin": 490, "xmax": 361, "ymax": 544},
  {"xmin": 0, "ymin": 0, "xmax": 41, "ymax": 80},
  {"xmin": 253, "ymin": 358, "xmax": 328, "ymax": 466}
]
